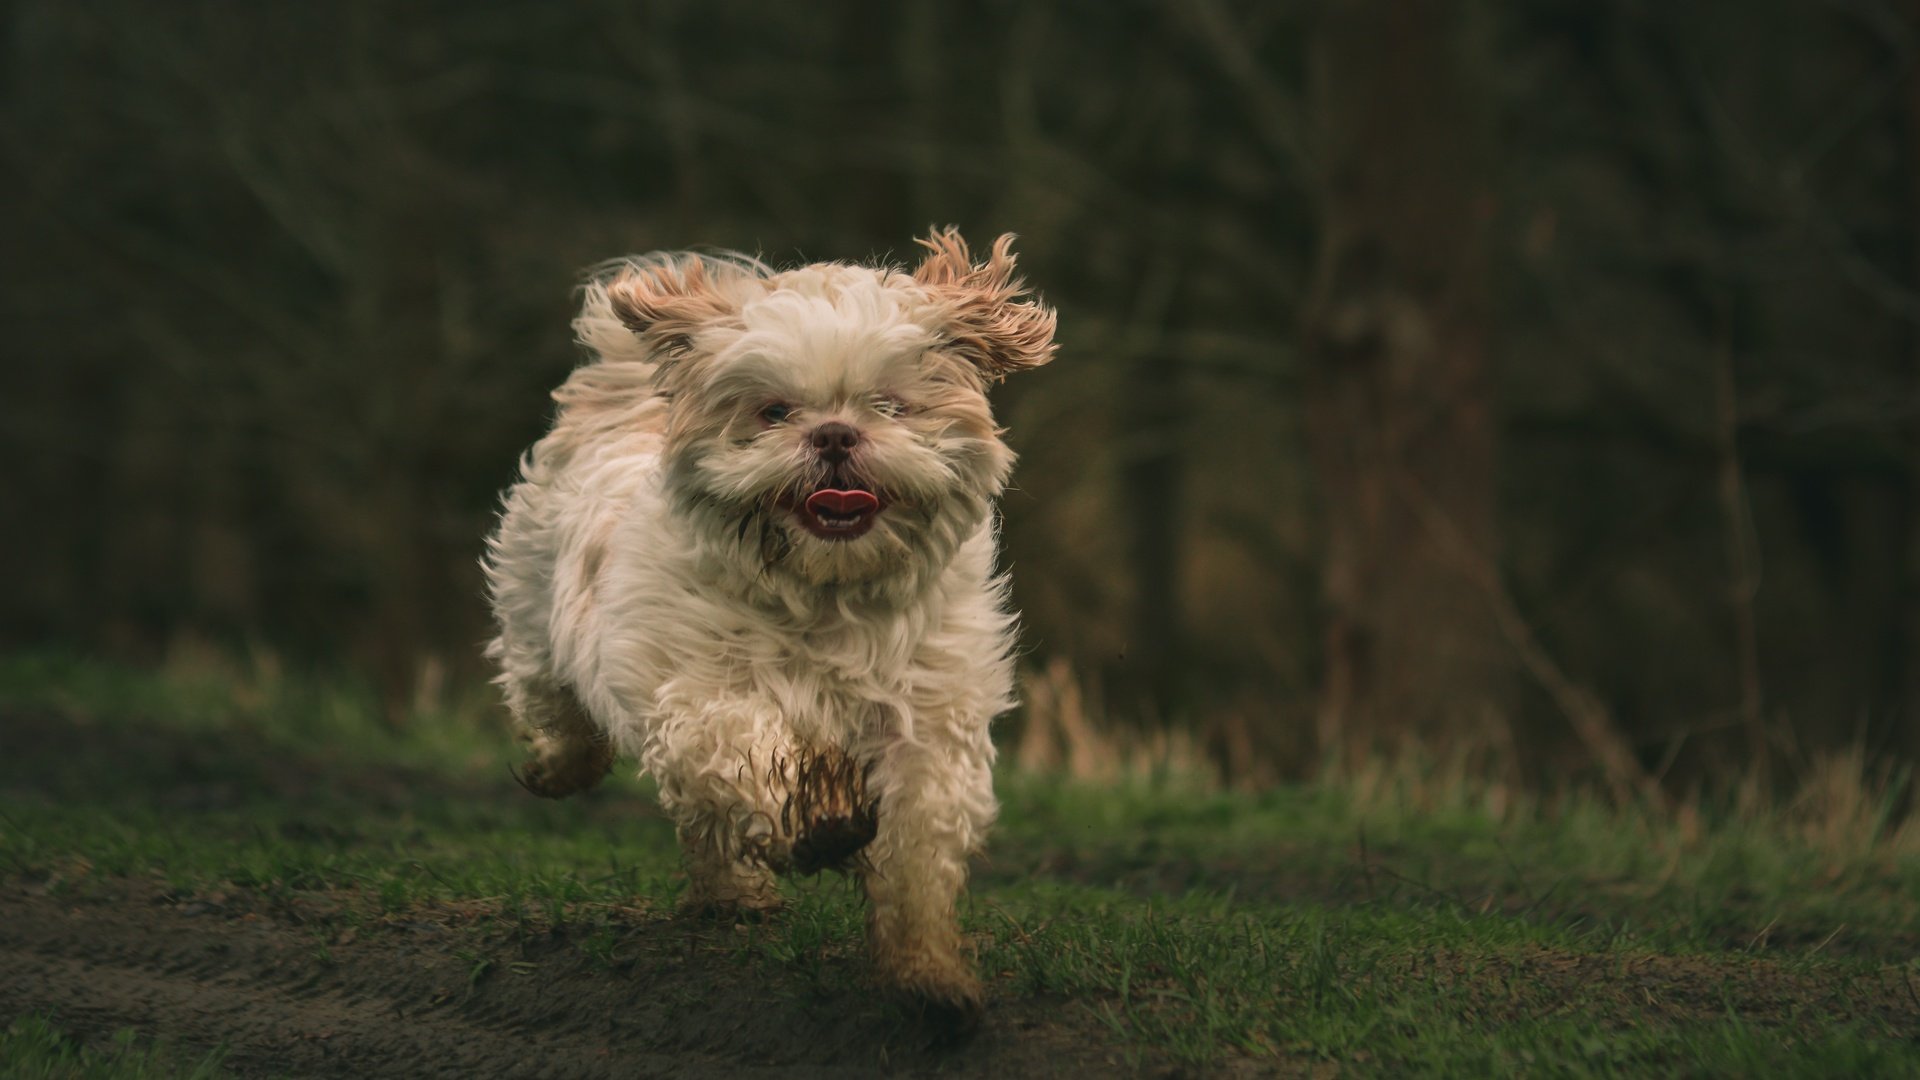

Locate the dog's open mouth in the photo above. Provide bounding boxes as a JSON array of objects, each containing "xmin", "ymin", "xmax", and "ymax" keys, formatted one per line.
[{"xmin": 796, "ymin": 486, "xmax": 883, "ymax": 540}]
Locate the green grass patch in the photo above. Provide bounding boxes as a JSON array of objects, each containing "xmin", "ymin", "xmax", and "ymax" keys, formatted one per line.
[
  {"xmin": 3, "ymin": 651, "xmax": 1917, "ymax": 1075},
  {"xmin": 1, "ymin": 1016, "xmax": 229, "ymax": 1080}
]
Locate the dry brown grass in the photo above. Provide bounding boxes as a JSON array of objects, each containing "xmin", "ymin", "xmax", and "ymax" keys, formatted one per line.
[
  {"xmin": 1013, "ymin": 657, "xmax": 1220, "ymax": 788},
  {"xmin": 1009, "ymin": 659, "xmax": 1920, "ymax": 859}
]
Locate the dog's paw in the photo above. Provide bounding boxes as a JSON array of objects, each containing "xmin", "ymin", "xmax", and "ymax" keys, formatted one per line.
[
  {"xmin": 675, "ymin": 889, "xmax": 784, "ymax": 921},
  {"xmin": 913, "ymin": 977, "xmax": 985, "ymax": 1037},
  {"xmin": 509, "ymin": 740, "xmax": 614, "ymax": 799},
  {"xmin": 883, "ymin": 964, "xmax": 986, "ymax": 1036},
  {"xmin": 509, "ymin": 759, "xmax": 580, "ymax": 799}
]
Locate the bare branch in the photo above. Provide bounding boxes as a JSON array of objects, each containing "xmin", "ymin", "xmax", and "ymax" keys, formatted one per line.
[
  {"xmin": 1173, "ymin": 0, "xmax": 1305, "ymax": 165},
  {"xmin": 1393, "ymin": 471, "xmax": 1672, "ymax": 811}
]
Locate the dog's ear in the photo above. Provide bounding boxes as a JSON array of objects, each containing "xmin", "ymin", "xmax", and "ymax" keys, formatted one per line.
[
  {"xmin": 913, "ymin": 228, "xmax": 1058, "ymax": 380},
  {"xmin": 605, "ymin": 257, "xmax": 736, "ymax": 358}
]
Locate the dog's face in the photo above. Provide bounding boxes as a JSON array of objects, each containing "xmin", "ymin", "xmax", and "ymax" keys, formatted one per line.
[{"xmin": 603, "ymin": 230, "xmax": 1055, "ymax": 599}]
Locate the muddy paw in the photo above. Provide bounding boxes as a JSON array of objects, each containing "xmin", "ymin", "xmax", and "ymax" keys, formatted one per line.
[
  {"xmin": 898, "ymin": 971, "xmax": 986, "ymax": 1037},
  {"xmin": 675, "ymin": 889, "xmax": 784, "ymax": 921},
  {"xmin": 509, "ymin": 759, "xmax": 576, "ymax": 799},
  {"xmin": 679, "ymin": 837, "xmax": 784, "ymax": 920},
  {"xmin": 509, "ymin": 741, "xmax": 614, "ymax": 800}
]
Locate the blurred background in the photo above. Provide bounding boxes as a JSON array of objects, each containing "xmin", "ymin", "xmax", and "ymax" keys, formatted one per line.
[{"xmin": 4, "ymin": 0, "xmax": 1916, "ymax": 799}]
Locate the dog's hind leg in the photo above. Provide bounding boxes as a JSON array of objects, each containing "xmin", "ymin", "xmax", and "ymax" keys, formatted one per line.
[{"xmin": 507, "ymin": 678, "xmax": 614, "ymax": 799}]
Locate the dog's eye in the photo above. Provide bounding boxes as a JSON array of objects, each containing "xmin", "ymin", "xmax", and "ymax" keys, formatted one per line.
[
  {"xmin": 759, "ymin": 403, "xmax": 794, "ymax": 425},
  {"xmin": 871, "ymin": 394, "xmax": 908, "ymax": 418}
]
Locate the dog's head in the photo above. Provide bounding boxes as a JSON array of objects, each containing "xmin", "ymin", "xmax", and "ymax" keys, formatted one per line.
[{"xmin": 589, "ymin": 228, "xmax": 1055, "ymax": 601}]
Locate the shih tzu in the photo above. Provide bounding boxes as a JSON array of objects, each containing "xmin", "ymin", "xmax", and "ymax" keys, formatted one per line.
[{"xmin": 483, "ymin": 229, "xmax": 1055, "ymax": 1021}]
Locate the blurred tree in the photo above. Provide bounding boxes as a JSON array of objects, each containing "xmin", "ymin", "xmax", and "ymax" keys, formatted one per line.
[
  {"xmin": 1300, "ymin": 0, "xmax": 1509, "ymax": 762},
  {"xmin": 5, "ymin": 0, "xmax": 1920, "ymax": 784},
  {"xmin": 1905, "ymin": 0, "xmax": 1920, "ymax": 775}
]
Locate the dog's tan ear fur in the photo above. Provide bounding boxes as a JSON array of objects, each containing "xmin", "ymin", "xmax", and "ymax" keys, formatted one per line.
[
  {"xmin": 605, "ymin": 257, "xmax": 737, "ymax": 358},
  {"xmin": 913, "ymin": 228, "xmax": 1057, "ymax": 380}
]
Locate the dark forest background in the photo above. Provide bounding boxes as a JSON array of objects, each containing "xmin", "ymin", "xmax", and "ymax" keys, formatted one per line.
[{"xmin": 5, "ymin": 0, "xmax": 1917, "ymax": 798}]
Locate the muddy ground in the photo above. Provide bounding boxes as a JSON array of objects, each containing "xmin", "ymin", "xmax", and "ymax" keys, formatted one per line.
[
  {"xmin": 0, "ymin": 706, "xmax": 1216, "ymax": 1078},
  {"xmin": 5, "ymin": 706, "xmax": 1916, "ymax": 1076},
  {"xmin": 1, "ymin": 878, "xmax": 1178, "ymax": 1079}
]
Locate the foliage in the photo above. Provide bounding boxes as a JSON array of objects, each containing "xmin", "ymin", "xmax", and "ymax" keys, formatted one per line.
[{"xmin": 5, "ymin": 2, "xmax": 1918, "ymax": 780}]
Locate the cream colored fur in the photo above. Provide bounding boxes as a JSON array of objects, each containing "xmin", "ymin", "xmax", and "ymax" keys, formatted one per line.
[{"xmin": 483, "ymin": 229, "xmax": 1055, "ymax": 1018}]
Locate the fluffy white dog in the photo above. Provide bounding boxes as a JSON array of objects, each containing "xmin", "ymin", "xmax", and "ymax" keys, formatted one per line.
[{"xmin": 483, "ymin": 228, "xmax": 1055, "ymax": 1020}]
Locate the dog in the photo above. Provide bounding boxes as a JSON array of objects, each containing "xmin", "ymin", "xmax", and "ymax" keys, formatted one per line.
[{"xmin": 482, "ymin": 228, "xmax": 1055, "ymax": 1021}]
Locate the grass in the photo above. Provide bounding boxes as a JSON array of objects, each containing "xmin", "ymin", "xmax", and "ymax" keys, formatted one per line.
[
  {"xmin": 0, "ymin": 1016, "xmax": 230, "ymax": 1080},
  {"xmin": 3, "ymin": 650, "xmax": 1918, "ymax": 1075}
]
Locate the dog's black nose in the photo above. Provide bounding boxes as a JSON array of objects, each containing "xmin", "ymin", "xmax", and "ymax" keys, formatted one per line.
[{"xmin": 810, "ymin": 422, "xmax": 860, "ymax": 463}]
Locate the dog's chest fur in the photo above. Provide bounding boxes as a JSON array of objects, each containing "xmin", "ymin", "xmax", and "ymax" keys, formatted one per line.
[{"xmin": 550, "ymin": 441, "xmax": 1016, "ymax": 756}]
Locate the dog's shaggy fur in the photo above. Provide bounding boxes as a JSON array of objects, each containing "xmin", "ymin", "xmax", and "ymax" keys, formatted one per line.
[{"xmin": 483, "ymin": 229, "xmax": 1055, "ymax": 1019}]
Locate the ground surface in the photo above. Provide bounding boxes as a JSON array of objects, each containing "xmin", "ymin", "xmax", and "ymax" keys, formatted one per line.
[
  {"xmin": 1, "ymin": 879, "xmax": 1130, "ymax": 1078},
  {"xmin": 2, "ymin": 656, "xmax": 1918, "ymax": 1076}
]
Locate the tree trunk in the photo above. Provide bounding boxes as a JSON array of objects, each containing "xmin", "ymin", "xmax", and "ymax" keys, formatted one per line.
[
  {"xmin": 1903, "ymin": 0, "xmax": 1920, "ymax": 776},
  {"xmin": 1302, "ymin": 0, "xmax": 1506, "ymax": 762},
  {"xmin": 1122, "ymin": 347, "xmax": 1182, "ymax": 718}
]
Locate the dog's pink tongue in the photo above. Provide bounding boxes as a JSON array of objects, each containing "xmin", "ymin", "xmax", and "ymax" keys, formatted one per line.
[{"xmin": 806, "ymin": 489, "xmax": 880, "ymax": 515}]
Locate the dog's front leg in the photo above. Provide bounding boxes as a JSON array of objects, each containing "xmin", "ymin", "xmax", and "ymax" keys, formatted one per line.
[
  {"xmin": 640, "ymin": 700, "xmax": 795, "ymax": 916},
  {"xmin": 861, "ymin": 726, "xmax": 995, "ymax": 1023},
  {"xmin": 676, "ymin": 823, "xmax": 783, "ymax": 917}
]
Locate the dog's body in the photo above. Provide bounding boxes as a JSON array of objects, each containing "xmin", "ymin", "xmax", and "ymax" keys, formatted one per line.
[{"xmin": 483, "ymin": 230, "xmax": 1054, "ymax": 1017}]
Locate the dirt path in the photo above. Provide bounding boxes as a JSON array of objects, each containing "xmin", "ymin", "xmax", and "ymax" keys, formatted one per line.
[{"xmin": 1, "ymin": 882, "xmax": 1154, "ymax": 1079}]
